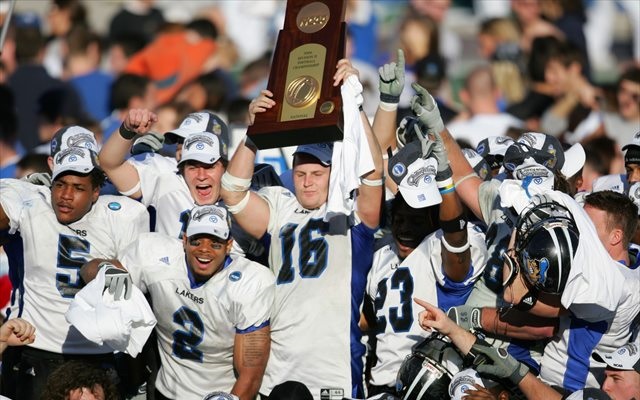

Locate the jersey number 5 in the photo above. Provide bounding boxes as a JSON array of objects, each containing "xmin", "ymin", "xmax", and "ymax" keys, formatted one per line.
[
  {"xmin": 276, "ymin": 219, "xmax": 328, "ymax": 285},
  {"xmin": 56, "ymin": 234, "xmax": 91, "ymax": 298}
]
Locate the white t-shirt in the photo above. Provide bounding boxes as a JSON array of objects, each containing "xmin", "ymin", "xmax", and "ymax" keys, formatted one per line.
[
  {"xmin": 0, "ymin": 179, "xmax": 149, "ymax": 353},
  {"xmin": 121, "ymin": 233, "xmax": 274, "ymax": 400},
  {"xmin": 366, "ymin": 224, "xmax": 487, "ymax": 387},
  {"xmin": 257, "ymin": 186, "xmax": 377, "ymax": 400},
  {"xmin": 446, "ymin": 114, "xmax": 524, "ymax": 148}
]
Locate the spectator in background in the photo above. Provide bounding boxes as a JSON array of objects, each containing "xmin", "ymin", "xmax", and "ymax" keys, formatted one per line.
[
  {"xmin": 446, "ymin": 65, "xmax": 524, "ymax": 147},
  {"xmin": 65, "ymin": 27, "xmax": 113, "ymax": 121},
  {"xmin": 106, "ymin": 35, "xmax": 146, "ymax": 76},
  {"xmin": 478, "ymin": 17, "xmax": 527, "ymax": 105},
  {"xmin": 8, "ymin": 25, "xmax": 84, "ymax": 151},
  {"xmin": 175, "ymin": 69, "xmax": 237, "ymax": 115},
  {"xmin": 601, "ymin": 66, "xmax": 640, "ymax": 146},
  {"xmin": 511, "ymin": 0, "xmax": 563, "ymax": 53},
  {"xmin": 44, "ymin": 0, "xmax": 88, "ymax": 79},
  {"xmin": 108, "ymin": 0, "xmax": 165, "ymax": 46},
  {"xmin": 409, "ymin": 0, "xmax": 461, "ymax": 64},
  {"xmin": 101, "ymin": 73, "xmax": 156, "ymax": 143},
  {"xmin": 124, "ymin": 18, "xmax": 219, "ymax": 105},
  {"xmin": 14, "ymin": 154, "xmax": 49, "ymax": 179},
  {"xmin": 0, "ymin": 85, "xmax": 21, "ymax": 179}
]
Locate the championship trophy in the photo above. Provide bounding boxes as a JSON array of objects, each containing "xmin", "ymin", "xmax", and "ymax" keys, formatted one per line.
[{"xmin": 247, "ymin": 0, "xmax": 347, "ymax": 149}]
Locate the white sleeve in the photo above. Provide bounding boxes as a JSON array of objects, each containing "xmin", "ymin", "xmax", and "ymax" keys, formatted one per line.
[
  {"xmin": 229, "ymin": 261, "xmax": 275, "ymax": 332},
  {"xmin": 109, "ymin": 198, "xmax": 150, "ymax": 257},
  {"xmin": 118, "ymin": 234, "xmax": 154, "ymax": 293},
  {"xmin": 257, "ymin": 186, "xmax": 287, "ymax": 234},
  {"xmin": 128, "ymin": 159, "xmax": 161, "ymax": 207},
  {"xmin": 0, "ymin": 179, "xmax": 43, "ymax": 234}
]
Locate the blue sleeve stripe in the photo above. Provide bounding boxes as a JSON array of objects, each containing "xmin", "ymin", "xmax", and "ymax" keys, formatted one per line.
[
  {"xmin": 563, "ymin": 317, "xmax": 608, "ymax": 391},
  {"xmin": 236, "ymin": 319, "xmax": 270, "ymax": 334},
  {"xmin": 507, "ymin": 340, "xmax": 540, "ymax": 375}
]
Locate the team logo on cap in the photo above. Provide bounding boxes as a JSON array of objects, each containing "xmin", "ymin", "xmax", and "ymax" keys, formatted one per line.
[
  {"xmin": 407, "ymin": 165, "xmax": 436, "ymax": 187},
  {"xmin": 212, "ymin": 120, "xmax": 222, "ymax": 135},
  {"xmin": 191, "ymin": 205, "xmax": 225, "ymax": 222},
  {"xmin": 185, "ymin": 113, "xmax": 203, "ymax": 124},
  {"xmin": 519, "ymin": 133, "xmax": 537, "ymax": 148},
  {"xmin": 67, "ymin": 132, "xmax": 95, "ymax": 150},
  {"xmin": 495, "ymin": 136, "xmax": 511, "ymax": 144},
  {"xmin": 184, "ymin": 134, "xmax": 215, "ymax": 150},
  {"xmin": 55, "ymin": 147, "xmax": 86, "ymax": 165},
  {"xmin": 475, "ymin": 143, "xmax": 486, "ymax": 155},
  {"xmin": 392, "ymin": 163, "xmax": 406, "ymax": 177}
]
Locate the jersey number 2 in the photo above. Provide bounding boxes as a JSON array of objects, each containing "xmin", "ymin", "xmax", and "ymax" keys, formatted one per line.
[
  {"xmin": 276, "ymin": 219, "xmax": 328, "ymax": 284},
  {"xmin": 172, "ymin": 306, "xmax": 204, "ymax": 362},
  {"xmin": 374, "ymin": 267, "xmax": 414, "ymax": 333}
]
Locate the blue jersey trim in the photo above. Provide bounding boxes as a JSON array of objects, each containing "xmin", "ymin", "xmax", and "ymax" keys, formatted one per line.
[
  {"xmin": 0, "ymin": 230, "xmax": 25, "ymax": 319},
  {"xmin": 236, "ymin": 319, "xmax": 270, "ymax": 334},
  {"xmin": 563, "ymin": 317, "xmax": 608, "ymax": 391},
  {"xmin": 186, "ymin": 255, "xmax": 232, "ymax": 289},
  {"xmin": 436, "ymin": 266, "xmax": 475, "ymax": 312},
  {"xmin": 507, "ymin": 340, "xmax": 540, "ymax": 374},
  {"xmin": 349, "ymin": 222, "xmax": 376, "ymax": 398}
]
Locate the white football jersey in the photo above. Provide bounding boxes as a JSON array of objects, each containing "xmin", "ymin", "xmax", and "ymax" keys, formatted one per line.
[
  {"xmin": 366, "ymin": 224, "xmax": 487, "ymax": 387},
  {"xmin": 540, "ymin": 262, "xmax": 640, "ymax": 391},
  {"xmin": 0, "ymin": 179, "xmax": 149, "ymax": 353},
  {"xmin": 121, "ymin": 233, "xmax": 275, "ymax": 400},
  {"xmin": 257, "ymin": 187, "xmax": 377, "ymax": 400},
  {"xmin": 130, "ymin": 157, "xmax": 194, "ymax": 239}
]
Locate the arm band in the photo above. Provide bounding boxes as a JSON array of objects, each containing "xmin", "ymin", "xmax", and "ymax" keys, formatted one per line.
[
  {"xmin": 455, "ymin": 173, "xmax": 478, "ymax": 188},
  {"xmin": 119, "ymin": 181, "xmax": 141, "ymax": 197},
  {"xmin": 440, "ymin": 215, "xmax": 466, "ymax": 233},
  {"xmin": 441, "ymin": 235, "xmax": 470, "ymax": 253},
  {"xmin": 119, "ymin": 123, "xmax": 137, "ymax": 140},
  {"xmin": 361, "ymin": 177, "xmax": 385, "ymax": 187},
  {"xmin": 379, "ymin": 101, "xmax": 398, "ymax": 112},
  {"xmin": 436, "ymin": 177, "xmax": 454, "ymax": 189},
  {"xmin": 221, "ymin": 172, "xmax": 251, "ymax": 192},
  {"xmin": 226, "ymin": 191, "xmax": 251, "ymax": 214},
  {"xmin": 514, "ymin": 288, "xmax": 539, "ymax": 312}
]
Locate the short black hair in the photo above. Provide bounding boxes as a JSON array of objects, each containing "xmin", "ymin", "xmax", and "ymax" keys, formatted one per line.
[
  {"xmin": 109, "ymin": 73, "xmax": 150, "ymax": 111},
  {"xmin": 53, "ymin": 168, "xmax": 106, "ymax": 189},
  {"xmin": 15, "ymin": 26, "xmax": 44, "ymax": 63}
]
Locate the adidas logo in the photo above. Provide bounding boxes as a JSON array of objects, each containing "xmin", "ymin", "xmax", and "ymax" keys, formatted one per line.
[{"xmin": 159, "ymin": 257, "xmax": 169, "ymax": 265}]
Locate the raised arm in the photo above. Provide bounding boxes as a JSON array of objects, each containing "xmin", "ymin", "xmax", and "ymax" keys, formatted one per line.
[
  {"xmin": 231, "ymin": 325, "xmax": 270, "ymax": 400},
  {"xmin": 410, "ymin": 84, "xmax": 485, "ymax": 221},
  {"xmin": 220, "ymin": 92, "xmax": 272, "ymax": 239},
  {"xmin": 334, "ymin": 59, "xmax": 384, "ymax": 228},
  {"xmin": 372, "ymin": 49, "xmax": 405, "ymax": 193},
  {"xmin": 98, "ymin": 109, "xmax": 158, "ymax": 198}
]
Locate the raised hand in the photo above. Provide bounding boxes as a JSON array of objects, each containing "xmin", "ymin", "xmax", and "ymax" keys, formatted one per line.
[
  {"xmin": 122, "ymin": 109, "xmax": 158, "ymax": 136},
  {"xmin": 414, "ymin": 298, "xmax": 457, "ymax": 336},
  {"xmin": 249, "ymin": 90, "xmax": 275, "ymax": 126},
  {"xmin": 379, "ymin": 49, "xmax": 405, "ymax": 104},
  {"xmin": 409, "ymin": 83, "xmax": 444, "ymax": 135}
]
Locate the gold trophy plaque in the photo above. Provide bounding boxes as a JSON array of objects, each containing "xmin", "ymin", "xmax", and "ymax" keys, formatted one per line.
[{"xmin": 247, "ymin": 0, "xmax": 346, "ymax": 149}]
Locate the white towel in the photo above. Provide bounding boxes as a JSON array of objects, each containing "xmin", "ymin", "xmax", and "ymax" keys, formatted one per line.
[
  {"xmin": 325, "ymin": 75, "xmax": 375, "ymax": 221},
  {"xmin": 66, "ymin": 268, "xmax": 157, "ymax": 357}
]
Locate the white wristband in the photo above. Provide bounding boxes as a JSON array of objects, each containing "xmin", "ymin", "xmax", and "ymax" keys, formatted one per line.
[
  {"xmin": 379, "ymin": 101, "xmax": 398, "ymax": 112},
  {"xmin": 441, "ymin": 235, "xmax": 470, "ymax": 254},
  {"xmin": 119, "ymin": 181, "xmax": 141, "ymax": 197},
  {"xmin": 455, "ymin": 173, "xmax": 479, "ymax": 188},
  {"xmin": 361, "ymin": 177, "xmax": 385, "ymax": 186},
  {"xmin": 226, "ymin": 191, "xmax": 251, "ymax": 214},
  {"xmin": 221, "ymin": 172, "xmax": 251, "ymax": 192}
]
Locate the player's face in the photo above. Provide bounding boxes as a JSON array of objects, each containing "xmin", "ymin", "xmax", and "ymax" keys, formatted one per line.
[
  {"xmin": 392, "ymin": 204, "xmax": 437, "ymax": 260},
  {"xmin": 602, "ymin": 369, "xmax": 640, "ymax": 400},
  {"xmin": 183, "ymin": 161, "xmax": 225, "ymax": 205},
  {"xmin": 183, "ymin": 234, "xmax": 233, "ymax": 283},
  {"xmin": 51, "ymin": 174, "xmax": 99, "ymax": 225},
  {"xmin": 293, "ymin": 157, "xmax": 330, "ymax": 210},
  {"xmin": 625, "ymin": 163, "xmax": 640, "ymax": 184},
  {"xmin": 617, "ymin": 79, "xmax": 640, "ymax": 121}
]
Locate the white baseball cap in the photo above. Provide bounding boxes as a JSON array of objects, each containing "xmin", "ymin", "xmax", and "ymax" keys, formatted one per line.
[
  {"xmin": 449, "ymin": 368, "xmax": 485, "ymax": 400},
  {"xmin": 52, "ymin": 147, "xmax": 100, "ymax": 181},
  {"xmin": 592, "ymin": 342, "xmax": 640, "ymax": 373},
  {"xmin": 178, "ymin": 132, "xmax": 224, "ymax": 167},
  {"xmin": 50, "ymin": 125, "xmax": 99, "ymax": 156},
  {"xmin": 293, "ymin": 143, "xmax": 333, "ymax": 166},
  {"xmin": 388, "ymin": 141, "xmax": 442, "ymax": 209},
  {"xmin": 185, "ymin": 205, "xmax": 231, "ymax": 240}
]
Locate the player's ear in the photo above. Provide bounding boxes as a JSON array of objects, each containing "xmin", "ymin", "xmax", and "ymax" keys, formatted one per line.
[{"xmin": 225, "ymin": 238, "xmax": 233, "ymax": 254}]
